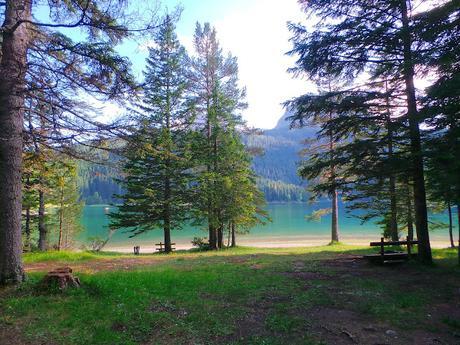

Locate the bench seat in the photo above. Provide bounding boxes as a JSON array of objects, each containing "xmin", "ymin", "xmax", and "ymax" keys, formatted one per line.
[{"xmin": 364, "ymin": 236, "xmax": 418, "ymax": 264}]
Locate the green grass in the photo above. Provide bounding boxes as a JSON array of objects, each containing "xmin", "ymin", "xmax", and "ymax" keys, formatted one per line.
[
  {"xmin": 2, "ymin": 245, "xmax": 459, "ymax": 345},
  {"xmin": 22, "ymin": 250, "xmax": 131, "ymax": 263}
]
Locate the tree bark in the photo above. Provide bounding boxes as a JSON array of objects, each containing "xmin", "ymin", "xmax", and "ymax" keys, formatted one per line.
[
  {"xmin": 164, "ymin": 219, "xmax": 172, "ymax": 254},
  {"xmin": 208, "ymin": 224, "xmax": 217, "ymax": 250},
  {"xmin": 163, "ymin": 179, "xmax": 172, "ymax": 254},
  {"xmin": 58, "ymin": 185, "xmax": 64, "ymax": 251},
  {"xmin": 385, "ymin": 85, "xmax": 398, "ymax": 241},
  {"xmin": 457, "ymin": 204, "xmax": 460, "ymax": 266},
  {"xmin": 331, "ymin": 189, "xmax": 339, "ymax": 243},
  {"xmin": 448, "ymin": 201, "xmax": 455, "ymax": 248},
  {"xmin": 25, "ymin": 207, "xmax": 31, "ymax": 250},
  {"xmin": 205, "ymin": 92, "xmax": 218, "ymax": 250},
  {"xmin": 399, "ymin": 0, "xmax": 432, "ymax": 263},
  {"xmin": 406, "ymin": 180, "xmax": 414, "ymax": 241},
  {"xmin": 226, "ymin": 223, "xmax": 231, "ymax": 247},
  {"xmin": 328, "ymin": 114, "xmax": 339, "ymax": 243},
  {"xmin": 217, "ymin": 225, "xmax": 223, "ymax": 249},
  {"xmin": 38, "ymin": 189, "xmax": 47, "ymax": 251},
  {"xmin": 231, "ymin": 222, "xmax": 236, "ymax": 247},
  {"xmin": 0, "ymin": 0, "xmax": 32, "ymax": 284}
]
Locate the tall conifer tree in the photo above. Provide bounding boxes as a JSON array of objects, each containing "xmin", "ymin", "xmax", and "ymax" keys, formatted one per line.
[
  {"xmin": 188, "ymin": 23, "xmax": 247, "ymax": 249},
  {"xmin": 286, "ymin": 0, "xmax": 453, "ymax": 262},
  {"xmin": 0, "ymin": 0, "xmax": 154, "ymax": 284},
  {"xmin": 110, "ymin": 16, "xmax": 192, "ymax": 253}
]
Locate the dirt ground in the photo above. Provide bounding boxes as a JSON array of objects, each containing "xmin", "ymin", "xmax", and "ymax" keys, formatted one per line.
[
  {"xmin": 292, "ymin": 256, "xmax": 460, "ymax": 345},
  {"xmin": 24, "ymin": 256, "xmax": 166, "ymax": 273}
]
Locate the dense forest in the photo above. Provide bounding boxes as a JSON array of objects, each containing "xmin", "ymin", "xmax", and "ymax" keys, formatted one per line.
[{"xmin": 78, "ymin": 111, "xmax": 314, "ymax": 204}]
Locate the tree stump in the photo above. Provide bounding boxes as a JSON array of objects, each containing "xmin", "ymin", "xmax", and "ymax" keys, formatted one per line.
[{"xmin": 41, "ymin": 267, "xmax": 80, "ymax": 289}]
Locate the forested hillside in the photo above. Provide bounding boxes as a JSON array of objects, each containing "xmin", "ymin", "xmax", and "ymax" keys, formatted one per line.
[
  {"xmin": 246, "ymin": 111, "xmax": 316, "ymax": 201},
  {"xmin": 78, "ymin": 111, "xmax": 316, "ymax": 204}
]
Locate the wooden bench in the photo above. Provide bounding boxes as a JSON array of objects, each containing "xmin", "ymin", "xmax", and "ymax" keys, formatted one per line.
[
  {"xmin": 364, "ymin": 236, "xmax": 418, "ymax": 264},
  {"xmin": 155, "ymin": 242, "xmax": 176, "ymax": 253}
]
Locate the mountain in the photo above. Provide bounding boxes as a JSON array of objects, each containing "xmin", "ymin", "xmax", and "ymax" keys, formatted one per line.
[
  {"xmin": 78, "ymin": 112, "xmax": 317, "ymax": 203},
  {"xmin": 245, "ymin": 111, "xmax": 317, "ymax": 201}
]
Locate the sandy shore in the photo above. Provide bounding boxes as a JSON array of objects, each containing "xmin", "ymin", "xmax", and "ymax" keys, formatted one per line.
[{"xmin": 104, "ymin": 235, "xmax": 453, "ymax": 253}]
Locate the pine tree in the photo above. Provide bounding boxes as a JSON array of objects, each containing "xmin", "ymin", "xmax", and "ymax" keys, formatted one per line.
[
  {"xmin": 218, "ymin": 132, "xmax": 270, "ymax": 247},
  {"xmin": 288, "ymin": 81, "xmax": 412, "ymax": 241},
  {"xmin": 0, "ymin": 0, "xmax": 153, "ymax": 284},
  {"xmin": 289, "ymin": 80, "xmax": 344, "ymax": 243},
  {"xmin": 420, "ymin": 1, "xmax": 460, "ymax": 262},
  {"xmin": 286, "ymin": 0, "xmax": 455, "ymax": 262},
  {"xmin": 188, "ymin": 23, "xmax": 247, "ymax": 249},
  {"xmin": 110, "ymin": 16, "xmax": 192, "ymax": 253},
  {"xmin": 49, "ymin": 159, "xmax": 84, "ymax": 251}
]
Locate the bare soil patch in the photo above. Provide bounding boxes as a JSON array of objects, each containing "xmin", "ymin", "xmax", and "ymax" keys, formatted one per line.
[
  {"xmin": 286, "ymin": 255, "xmax": 460, "ymax": 345},
  {"xmin": 24, "ymin": 257, "xmax": 166, "ymax": 273}
]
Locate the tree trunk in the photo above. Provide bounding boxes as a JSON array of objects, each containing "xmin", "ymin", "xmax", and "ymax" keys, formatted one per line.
[
  {"xmin": 217, "ymin": 225, "xmax": 223, "ymax": 249},
  {"xmin": 209, "ymin": 224, "xmax": 217, "ymax": 250},
  {"xmin": 25, "ymin": 207, "xmax": 31, "ymax": 250},
  {"xmin": 163, "ymin": 73, "xmax": 173, "ymax": 255},
  {"xmin": 164, "ymin": 220, "xmax": 172, "ymax": 254},
  {"xmin": 163, "ymin": 164, "xmax": 172, "ymax": 253},
  {"xmin": 206, "ymin": 96, "xmax": 217, "ymax": 250},
  {"xmin": 38, "ymin": 189, "xmax": 47, "ymax": 251},
  {"xmin": 448, "ymin": 201, "xmax": 455, "ymax": 248},
  {"xmin": 0, "ymin": 0, "xmax": 32, "ymax": 284},
  {"xmin": 388, "ymin": 176, "xmax": 399, "ymax": 241},
  {"xmin": 385, "ymin": 86, "xmax": 398, "ymax": 241},
  {"xmin": 231, "ymin": 222, "xmax": 236, "ymax": 247},
  {"xmin": 457, "ymin": 204, "xmax": 460, "ymax": 266},
  {"xmin": 58, "ymin": 186, "xmax": 64, "ymax": 251},
  {"xmin": 226, "ymin": 223, "xmax": 231, "ymax": 247},
  {"xmin": 163, "ymin": 179, "xmax": 172, "ymax": 254},
  {"xmin": 331, "ymin": 189, "xmax": 339, "ymax": 243},
  {"xmin": 399, "ymin": 0, "xmax": 432, "ymax": 263},
  {"xmin": 406, "ymin": 181, "xmax": 414, "ymax": 241},
  {"xmin": 328, "ymin": 117, "xmax": 339, "ymax": 243}
]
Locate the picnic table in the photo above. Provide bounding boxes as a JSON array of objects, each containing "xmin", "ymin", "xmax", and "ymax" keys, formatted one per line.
[{"xmin": 364, "ymin": 236, "xmax": 418, "ymax": 264}]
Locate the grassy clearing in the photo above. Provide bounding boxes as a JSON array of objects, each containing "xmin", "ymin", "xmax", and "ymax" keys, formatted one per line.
[
  {"xmin": 1, "ymin": 245, "xmax": 459, "ymax": 345},
  {"xmin": 22, "ymin": 250, "xmax": 134, "ymax": 263}
]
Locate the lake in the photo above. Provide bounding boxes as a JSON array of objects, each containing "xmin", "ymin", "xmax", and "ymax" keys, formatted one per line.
[{"xmin": 80, "ymin": 202, "xmax": 455, "ymax": 251}]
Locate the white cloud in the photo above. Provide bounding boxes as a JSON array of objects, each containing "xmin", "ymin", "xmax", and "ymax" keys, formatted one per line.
[{"xmin": 211, "ymin": 0, "xmax": 312, "ymax": 129}]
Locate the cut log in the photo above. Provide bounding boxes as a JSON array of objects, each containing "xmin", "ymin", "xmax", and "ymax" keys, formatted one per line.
[{"xmin": 41, "ymin": 267, "xmax": 80, "ymax": 289}]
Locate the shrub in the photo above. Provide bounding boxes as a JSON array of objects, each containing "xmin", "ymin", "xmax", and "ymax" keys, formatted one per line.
[{"xmin": 191, "ymin": 237, "xmax": 210, "ymax": 251}]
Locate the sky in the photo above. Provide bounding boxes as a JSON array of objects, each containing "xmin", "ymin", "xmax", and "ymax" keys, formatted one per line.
[
  {"xmin": 32, "ymin": 0, "xmax": 440, "ymax": 130},
  {"xmin": 126, "ymin": 0, "xmax": 312, "ymax": 129}
]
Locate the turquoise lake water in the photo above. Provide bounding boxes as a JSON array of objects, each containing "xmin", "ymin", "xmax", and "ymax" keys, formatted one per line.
[{"xmin": 80, "ymin": 202, "xmax": 455, "ymax": 249}]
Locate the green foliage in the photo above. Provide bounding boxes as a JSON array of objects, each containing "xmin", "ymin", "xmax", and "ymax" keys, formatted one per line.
[
  {"xmin": 305, "ymin": 208, "xmax": 331, "ymax": 222},
  {"xmin": 110, "ymin": 16, "xmax": 193, "ymax": 251},
  {"xmin": 21, "ymin": 147, "xmax": 84, "ymax": 250},
  {"xmin": 49, "ymin": 159, "xmax": 85, "ymax": 250},
  {"xmin": 286, "ymin": 0, "xmax": 460, "ymax": 255},
  {"xmin": 188, "ymin": 22, "xmax": 266, "ymax": 248},
  {"xmin": 190, "ymin": 237, "xmax": 210, "ymax": 251},
  {"xmin": 77, "ymin": 115, "xmax": 315, "ymax": 204}
]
